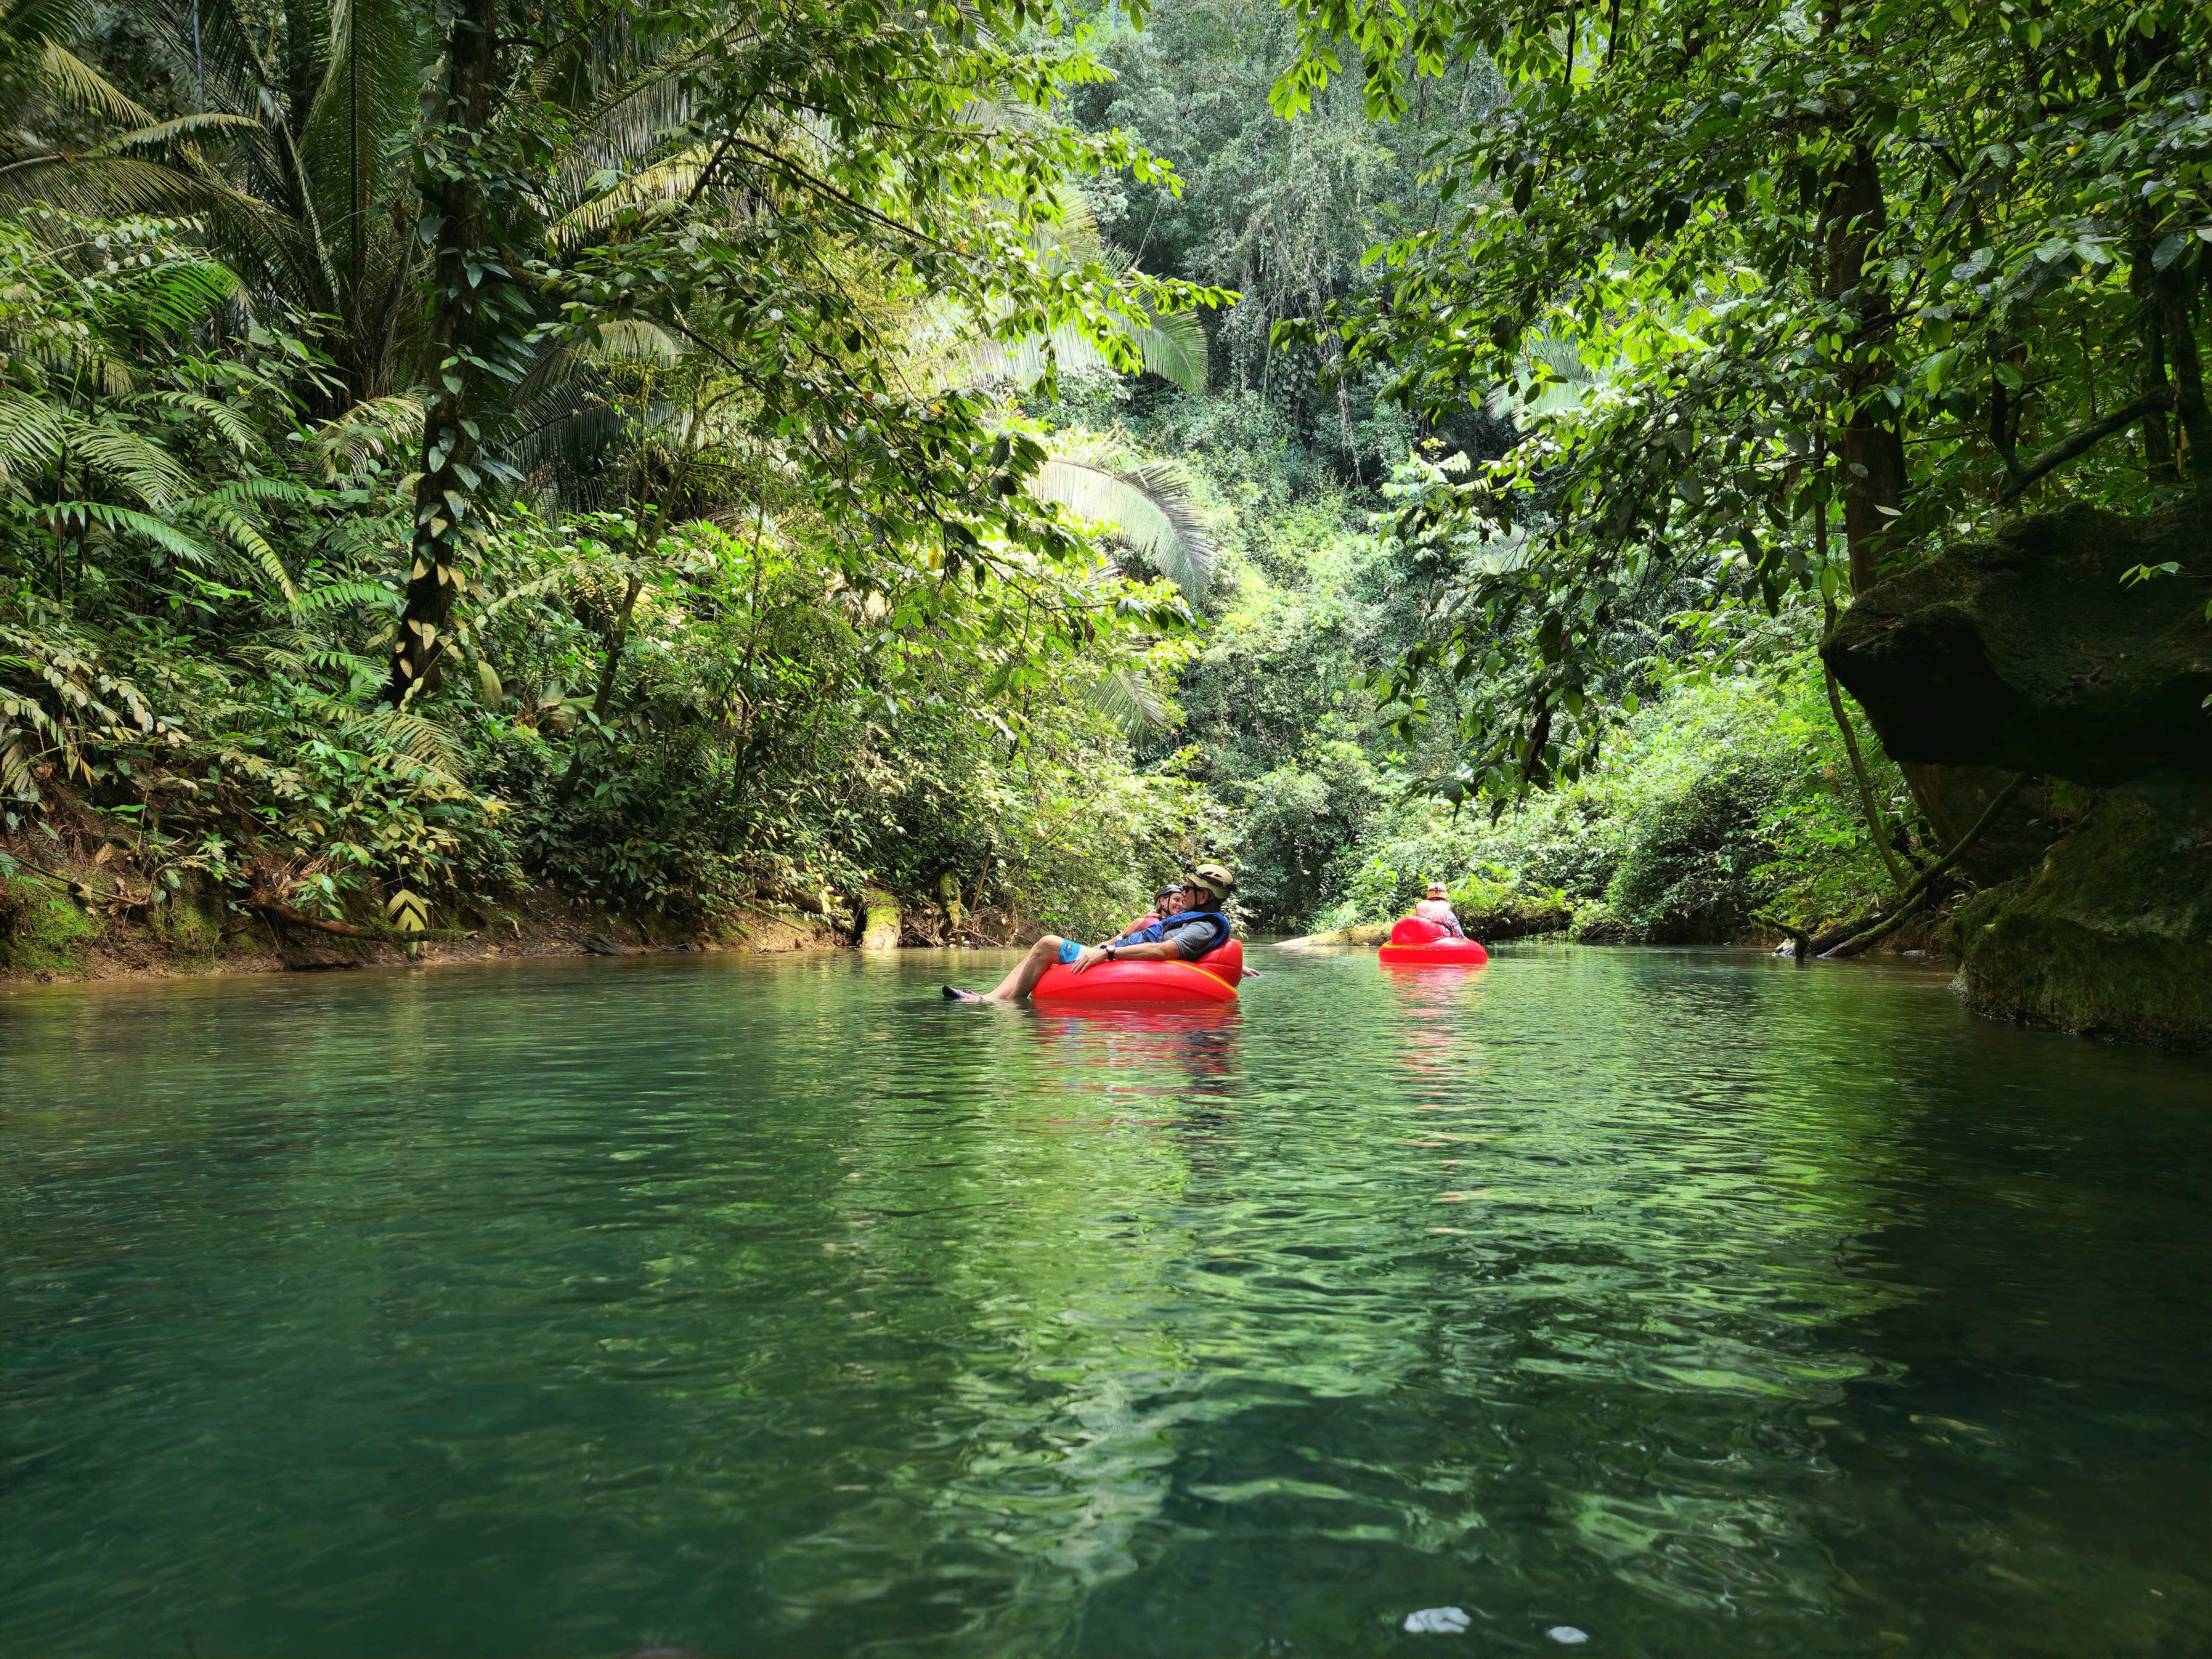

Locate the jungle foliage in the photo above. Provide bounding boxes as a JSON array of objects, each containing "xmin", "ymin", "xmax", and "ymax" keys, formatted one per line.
[
  {"xmin": 1270, "ymin": 0, "xmax": 2209, "ymax": 801},
  {"xmin": 10, "ymin": 0, "xmax": 2197, "ymax": 963},
  {"xmin": 0, "ymin": 0, "xmax": 1226, "ymax": 950},
  {"xmin": 1034, "ymin": 0, "xmax": 2206, "ymax": 943}
]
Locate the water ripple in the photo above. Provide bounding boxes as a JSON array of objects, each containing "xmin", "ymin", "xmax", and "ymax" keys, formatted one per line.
[{"xmin": 2, "ymin": 947, "xmax": 2207, "ymax": 1657}]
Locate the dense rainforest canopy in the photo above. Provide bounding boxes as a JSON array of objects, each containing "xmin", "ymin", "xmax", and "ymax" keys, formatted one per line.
[{"xmin": 1, "ymin": 0, "xmax": 2206, "ymax": 1037}]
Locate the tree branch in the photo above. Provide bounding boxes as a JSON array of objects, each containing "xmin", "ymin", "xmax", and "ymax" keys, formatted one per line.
[
  {"xmin": 1997, "ymin": 393, "xmax": 2164, "ymax": 502},
  {"xmin": 1754, "ymin": 913, "xmax": 1815, "ymax": 958},
  {"xmin": 1820, "ymin": 772, "xmax": 2029, "ymax": 959},
  {"xmin": 1815, "ymin": 889, "xmax": 1931, "ymax": 961},
  {"xmin": 248, "ymin": 894, "xmax": 470, "ymax": 943}
]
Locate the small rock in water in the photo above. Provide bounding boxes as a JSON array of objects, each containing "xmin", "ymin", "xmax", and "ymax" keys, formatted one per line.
[
  {"xmin": 1403, "ymin": 1607, "xmax": 1471, "ymax": 1635},
  {"xmin": 1546, "ymin": 1627, "xmax": 1589, "ymax": 1645}
]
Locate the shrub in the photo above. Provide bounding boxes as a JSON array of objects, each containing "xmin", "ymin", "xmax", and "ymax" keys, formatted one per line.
[{"xmin": 1313, "ymin": 658, "xmax": 1904, "ymax": 942}]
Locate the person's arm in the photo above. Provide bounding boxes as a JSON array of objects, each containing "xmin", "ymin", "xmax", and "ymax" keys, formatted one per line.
[
  {"xmin": 1069, "ymin": 938, "xmax": 1184, "ymax": 972},
  {"xmin": 1162, "ymin": 913, "xmax": 1229, "ymax": 960},
  {"xmin": 1073, "ymin": 916, "xmax": 1224, "ymax": 971}
]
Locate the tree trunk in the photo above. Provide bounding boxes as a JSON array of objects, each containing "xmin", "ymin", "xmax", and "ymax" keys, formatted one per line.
[
  {"xmin": 2124, "ymin": 25, "xmax": 2200, "ymax": 495},
  {"xmin": 558, "ymin": 573, "xmax": 644, "ymax": 800},
  {"xmin": 2131, "ymin": 238, "xmax": 2180, "ymax": 489},
  {"xmin": 385, "ymin": 0, "xmax": 501, "ymax": 707},
  {"xmin": 2152, "ymin": 269, "xmax": 2209, "ymax": 480},
  {"xmin": 1820, "ymin": 144, "xmax": 1907, "ymax": 595}
]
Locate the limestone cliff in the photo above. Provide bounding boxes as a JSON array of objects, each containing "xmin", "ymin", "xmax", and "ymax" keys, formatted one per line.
[{"xmin": 1823, "ymin": 502, "xmax": 2211, "ymax": 1049}]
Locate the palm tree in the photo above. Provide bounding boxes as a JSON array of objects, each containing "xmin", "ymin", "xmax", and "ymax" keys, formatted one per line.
[
  {"xmin": 114, "ymin": 0, "xmax": 432, "ymax": 413},
  {"xmin": 1485, "ymin": 331, "xmax": 1607, "ymax": 427},
  {"xmin": 0, "ymin": 241, "xmax": 304, "ymax": 601},
  {"xmin": 0, "ymin": 0, "xmax": 256, "ymax": 222},
  {"xmin": 0, "ymin": 234, "xmax": 315, "ymax": 799},
  {"xmin": 47, "ymin": 0, "xmax": 709, "ymax": 418},
  {"xmin": 1025, "ymin": 455, "xmax": 1217, "ymax": 738},
  {"xmin": 919, "ymin": 187, "xmax": 1210, "ymax": 396}
]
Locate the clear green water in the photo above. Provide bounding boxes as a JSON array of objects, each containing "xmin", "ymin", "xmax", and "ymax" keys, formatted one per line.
[{"xmin": 2, "ymin": 946, "xmax": 2207, "ymax": 1658}]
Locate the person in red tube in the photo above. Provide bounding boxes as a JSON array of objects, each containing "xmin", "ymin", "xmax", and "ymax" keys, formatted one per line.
[
  {"xmin": 943, "ymin": 866, "xmax": 1236, "ymax": 1002},
  {"xmin": 1413, "ymin": 881, "xmax": 1468, "ymax": 939}
]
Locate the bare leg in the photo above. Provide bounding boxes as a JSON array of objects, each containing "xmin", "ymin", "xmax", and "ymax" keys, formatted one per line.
[
  {"xmin": 982, "ymin": 936, "xmax": 1070, "ymax": 1001},
  {"xmin": 946, "ymin": 936, "xmax": 1070, "ymax": 1002}
]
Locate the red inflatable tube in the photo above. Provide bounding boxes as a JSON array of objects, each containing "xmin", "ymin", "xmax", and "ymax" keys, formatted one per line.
[
  {"xmin": 1033, "ymin": 938, "xmax": 1243, "ymax": 1003},
  {"xmin": 1377, "ymin": 916, "xmax": 1489, "ymax": 966}
]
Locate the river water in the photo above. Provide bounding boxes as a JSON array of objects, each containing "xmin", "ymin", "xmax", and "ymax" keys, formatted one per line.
[{"xmin": 2, "ymin": 946, "xmax": 2206, "ymax": 1657}]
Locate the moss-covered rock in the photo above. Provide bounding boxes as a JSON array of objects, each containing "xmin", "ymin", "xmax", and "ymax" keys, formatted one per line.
[
  {"xmin": 1943, "ymin": 769, "xmax": 2212, "ymax": 1051},
  {"xmin": 860, "ymin": 889, "xmax": 901, "ymax": 949},
  {"xmin": 0, "ymin": 877, "xmax": 100, "ymax": 975},
  {"xmin": 1824, "ymin": 502, "xmax": 2212, "ymax": 786},
  {"xmin": 150, "ymin": 879, "xmax": 229, "ymax": 960}
]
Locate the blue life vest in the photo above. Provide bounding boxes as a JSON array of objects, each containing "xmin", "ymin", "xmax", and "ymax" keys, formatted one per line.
[{"xmin": 1147, "ymin": 909, "xmax": 1230, "ymax": 958}]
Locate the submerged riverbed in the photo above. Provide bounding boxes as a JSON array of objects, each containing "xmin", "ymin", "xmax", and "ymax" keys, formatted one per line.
[{"xmin": 2, "ymin": 946, "xmax": 2206, "ymax": 1657}]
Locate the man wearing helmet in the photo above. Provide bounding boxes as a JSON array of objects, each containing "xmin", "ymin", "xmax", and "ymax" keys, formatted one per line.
[{"xmin": 942, "ymin": 864, "xmax": 1236, "ymax": 1002}]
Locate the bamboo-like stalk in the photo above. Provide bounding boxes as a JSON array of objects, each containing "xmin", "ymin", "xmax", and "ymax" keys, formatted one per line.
[{"xmin": 1825, "ymin": 663, "xmax": 1909, "ymax": 890}]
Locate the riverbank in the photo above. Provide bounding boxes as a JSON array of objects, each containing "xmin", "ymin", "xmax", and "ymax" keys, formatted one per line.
[
  {"xmin": 5, "ymin": 835, "xmax": 1946, "ymax": 988},
  {"xmin": 0, "ymin": 858, "xmax": 844, "ymax": 985},
  {"xmin": 0, "ymin": 835, "xmax": 1096, "ymax": 984}
]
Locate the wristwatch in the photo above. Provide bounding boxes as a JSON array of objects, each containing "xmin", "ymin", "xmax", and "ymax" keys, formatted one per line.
[{"xmin": 1105, "ymin": 945, "xmax": 1118, "ymax": 960}]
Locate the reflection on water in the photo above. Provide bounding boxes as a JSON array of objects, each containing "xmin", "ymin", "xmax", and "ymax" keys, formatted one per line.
[{"xmin": 1, "ymin": 945, "xmax": 2207, "ymax": 1658}]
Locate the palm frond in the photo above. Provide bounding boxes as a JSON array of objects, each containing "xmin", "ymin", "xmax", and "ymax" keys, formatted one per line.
[
  {"xmin": 499, "ymin": 389, "xmax": 625, "ymax": 499},
  {"xmin": 191, "ymin": 496, "xmax": 298, "ymax": 601},
  {"xmin": 135, "ymin": 0, "xmax": 275, "ymax": 133},
  {"xmin": 1129, "ymin": 307, "xmax": 1208, "ymax": 391},
  {"xmin": 0, "ymin": 389, "xmax": 67, "ymax": 487},
  {"xmin": 295, "ymin": 579, "xmax": 395, "ymax": 614},
  {"xmin": 311, "ymin": 696, "xmax": 463, "ymax": 772},
  {"xmin": 145, "ymin": 391, "xmax": 264, "ymax": 454},
  {"xmin": 57, "ymin": 413, "xmax": 198, "ymax": 505},
  {"xmin": 548, "ymin": 145, "xmax": 711, "ymax": 247},
  {"xmin": 1032, "ymin": 458, "xmax": 1217, "ymax": 604},
  {"xmin": 1486, "ymin": 331, "xmax": 1605, "ymax": 424},
  {"xmin": 301, "ymin": 0, "xmax": 425, "ymax": 264},
  {"xmin": 38, "ymin": 42, "xmax": 158, "ymax": 126},
  {"xmin": 86, "ymin": 112, "xmax": 261, "ymax": 155},
  {"xmin": 99, "ymin": 257, "xmax": 240, "ymax": 334},
  {"xmin": 581, "ymin": 317, "xmax": 682, "ymax": 367},
  {"xmin": 309, "ymin": 392, "xmax": 421, "ymax": 475},
  {"xmin": 1084, "ymin": 669, "xmax": 1171, "ymax": 737},
  {"xmin": 954, "ymin": 306, "xmax": 1208, "ymax": 396},
  {"xmin": 0, "ymin": 150, "xmax": 263, "ymax": 229},
  {"xmin": 560, "ymin": 72, "xmax": 698, "ymax": 175},
  {"xmin": 205, "ymin": 475, "xmax": 314, "ymax": 506},
  {"xmin": 53, "ymin": 500, "xmax": 219, "ymax": 565}
]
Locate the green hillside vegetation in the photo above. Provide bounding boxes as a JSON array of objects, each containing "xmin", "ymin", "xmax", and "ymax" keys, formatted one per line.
[{"xmin": 1027, "ymin": 390, "xmax": 1905, "ymax": 941}]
